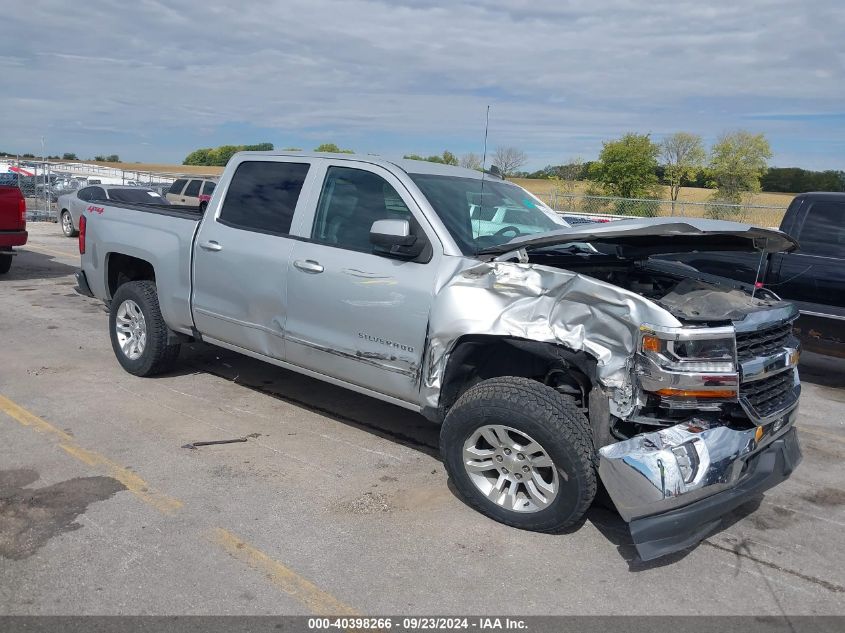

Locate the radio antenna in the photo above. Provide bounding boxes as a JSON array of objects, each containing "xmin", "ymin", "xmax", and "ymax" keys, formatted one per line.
[{"xmin": 476, "ymin": 105, "xmax": 491, "ymax": 249}]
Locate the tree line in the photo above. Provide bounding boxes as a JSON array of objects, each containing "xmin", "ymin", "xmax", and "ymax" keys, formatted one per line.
[{"xmin": 525, "ymin": 134, "xmax": 844, "ymax": 197}]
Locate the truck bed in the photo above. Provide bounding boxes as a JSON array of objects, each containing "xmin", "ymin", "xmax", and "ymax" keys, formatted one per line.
[{"xmin": 80, "ymin": 201, "xmax": 203, "ymax": 334}]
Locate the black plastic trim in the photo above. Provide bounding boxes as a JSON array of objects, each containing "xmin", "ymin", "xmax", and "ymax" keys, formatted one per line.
[{"xmin": 74, "ymin": 270, "xmax": 95, "ymax": 298}]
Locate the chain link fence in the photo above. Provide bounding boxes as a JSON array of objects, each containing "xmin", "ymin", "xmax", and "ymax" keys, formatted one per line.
[
  {"xmin": 0, "ymin": 158, "xmax": 178, "ymax": 222},
  {"xmin": 541, "ymin": 192, "xmax": 789, "ymax": 228}
]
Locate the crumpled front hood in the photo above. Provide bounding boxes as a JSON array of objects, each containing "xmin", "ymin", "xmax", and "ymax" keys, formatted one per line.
[{"xmin": 479, "ymin": 217, "xmax": 798, "ymax": 257}]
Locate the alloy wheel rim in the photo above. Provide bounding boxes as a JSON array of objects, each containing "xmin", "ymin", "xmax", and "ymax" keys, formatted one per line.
[
  {"xmin": 115, "ymin": 299, "xmax": 147, "ymax": 360},
  {"xmin": 62, "ymin": 213, "xmax": 72, "ymax": 234},
  {"xmin": 462, "ymin": 424, "xmax": 560, "ymax": 513}
]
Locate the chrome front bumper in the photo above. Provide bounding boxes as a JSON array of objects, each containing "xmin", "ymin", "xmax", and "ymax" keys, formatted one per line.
[{"xmin": 598, "ymin": 401, "xmax": 800, "ymax": 523}]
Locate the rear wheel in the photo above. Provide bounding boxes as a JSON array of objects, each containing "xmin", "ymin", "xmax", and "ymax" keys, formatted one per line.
[
  {"xmin": 440, "ymin": 376, "xmax": 596, "ymax": 532},
  {"xmin": 0, "ymin": 253, "xmax": 12, "ymax": 275},
  {"xmin": 109, "ymin": 280, "xmax": 180, "ymax": 376},
  {"xmin": 61, "ymin": 211, "xmax": 77, "ymax": 237},
  {"xmin": 199, "ymin": 201, "xmax": 208, "ymax": 213}
]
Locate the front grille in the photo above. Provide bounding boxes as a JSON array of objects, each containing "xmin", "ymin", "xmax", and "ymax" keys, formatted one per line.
[
  {"xmin": 735, "ymin": 321, "xmax": 794, "ymax": 361},
  {"xmin": 741, "ymin": 370, "xmax": 797, "ymax": 418}
]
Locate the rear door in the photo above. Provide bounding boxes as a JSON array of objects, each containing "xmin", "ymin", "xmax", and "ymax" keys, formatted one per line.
[
  {"xmin": 165, "ymin": 179, "xmax": 188, "ymax": 204},
  {"xmin": 284, "ymin": 161, "xmax": 440, "ymax": 403},
  {"xmin": 191, "ymin": 157, "xmax": 318, "ymax": 359},
  {"xmin": 181, "ymin": 179, "xmax": 203, "ymax": 207}
]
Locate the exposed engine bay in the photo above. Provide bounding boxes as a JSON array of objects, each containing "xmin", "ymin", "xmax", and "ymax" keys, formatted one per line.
[{"xmin": 529, "ymin": 251, "xmax": 786, "ymax": 323}]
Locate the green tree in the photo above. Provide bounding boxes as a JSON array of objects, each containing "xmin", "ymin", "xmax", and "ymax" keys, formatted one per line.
[
  {"xmin": 709, "ymin": 131, "xmax": 772, "ymax": 205},
  {"xmin": 440, "ymin": 150, "xmax": 459, "ymax": 166},
  {"xmin": 281, "ymin": 147, "xmax": 303, "ymax": 151},
  {"xmin": 62, "ymin": 153, "xmax": 78, "ymax": 160},
  {"xmin": 105, "ymin": 154, "xmax": 120, "ymax": 163},
  {"xmin": 242, "ymin": 142, "xmax": 274, "ymax": 151},
  {"xmin": 183, "ymin": 148, "xmax": 213, "ymax": 165},
  {"xmin": 314, "ymin": 143, "xmax": 354, "ymax": 153},
  {"xmin": 403, "ymin": 150, "xmax": 459, "ymax": 165},
  {"xmin": 590, "ymin": 133, "xmax": 660, "ymax": 199},
  {"xmin": 660, "ymin": 132, "xmax": 705, "ymax": 201}
]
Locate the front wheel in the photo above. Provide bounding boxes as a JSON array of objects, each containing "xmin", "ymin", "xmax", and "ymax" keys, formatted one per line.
[
  {"xmin": 61, "ymin": 211, "xmax": 77, "ymax": 237},
  {"xmin": 440, "ymin": 376, "xmax": 596, "ymax": 532},
  {"xmin": 109, "ymin": 280, "xmax": 180, "ymax": 376}
]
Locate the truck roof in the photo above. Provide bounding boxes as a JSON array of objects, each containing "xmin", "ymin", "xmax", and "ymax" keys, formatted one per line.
[{"xmin": 232, "ymin": 151, "xmax": 490, "ymax": 180}]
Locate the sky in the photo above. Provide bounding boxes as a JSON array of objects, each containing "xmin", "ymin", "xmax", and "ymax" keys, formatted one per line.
[{"xmin": 2, "ymin": 0, "xmax": 844, "ymax": 171}]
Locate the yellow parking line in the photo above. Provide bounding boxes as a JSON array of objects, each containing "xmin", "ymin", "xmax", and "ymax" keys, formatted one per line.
[
  {"xmin": 0, "ymin": 394, "xmax": 183, "ymax": 515},
  {"xmin": 1, "ymin": 394, "xmax": 359, "ymax": 612},
  {"xmin": 210, "ymin": 527, "xmax": 359, "ymax": 615}
]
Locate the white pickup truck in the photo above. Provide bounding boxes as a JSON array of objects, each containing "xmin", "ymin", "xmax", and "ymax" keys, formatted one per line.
[{"xmin": 75, "ymin": 151, "xmax": 803, "ymax": 560}]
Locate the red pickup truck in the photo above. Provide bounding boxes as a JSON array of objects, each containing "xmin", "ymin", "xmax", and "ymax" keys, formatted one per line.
[{"xmin": 0, "ymin": 186, "xmax": 27, "ymax": 274}]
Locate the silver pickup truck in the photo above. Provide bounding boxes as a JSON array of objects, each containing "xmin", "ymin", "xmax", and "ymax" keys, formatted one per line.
[{"xmin": 76, "ymin": 151, "xmax": 802, "ymax": 560}]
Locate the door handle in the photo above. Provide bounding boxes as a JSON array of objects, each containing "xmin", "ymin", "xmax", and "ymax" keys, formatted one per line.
[
  {"xmin": 199, "ymin": 240, "xmax": 223, "ymax": 252},
  {"xmin": 294, "ymin": 259, "xmax": 324, "ymax": 274}
]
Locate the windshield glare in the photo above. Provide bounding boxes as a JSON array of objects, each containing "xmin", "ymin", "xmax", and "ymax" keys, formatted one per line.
[{"xmin": 409, "ymin": 174, "xmax": 568, "ymax": 255}]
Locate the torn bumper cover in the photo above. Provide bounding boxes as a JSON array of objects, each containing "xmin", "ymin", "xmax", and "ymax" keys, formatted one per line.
[{"xmin": 598, "ymin": 408, "xmax": 801, "ymax": 561}]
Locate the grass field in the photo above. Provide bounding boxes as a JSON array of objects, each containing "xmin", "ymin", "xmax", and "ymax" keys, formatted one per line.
[
  {"xmin": 510, "ymin": 178, "xmax": 794, "ymax": 208},
  {"xmin": 85, "ymin": 161, "xmax": 794, "ymax": 208}
]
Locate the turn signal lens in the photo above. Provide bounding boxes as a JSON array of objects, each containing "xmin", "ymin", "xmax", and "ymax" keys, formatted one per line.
[
  {"xmin": 655, "ymin": 388, "xmax": 737, "ymax": 399},
  {"xmin": 642, "ymin": 335, "xmax": 661, "ymax": 352}
]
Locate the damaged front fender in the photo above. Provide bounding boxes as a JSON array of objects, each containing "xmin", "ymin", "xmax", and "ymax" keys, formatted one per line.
[{"xmin": 423, "ymin": 260, "xmax": 682, "ymax": 419}]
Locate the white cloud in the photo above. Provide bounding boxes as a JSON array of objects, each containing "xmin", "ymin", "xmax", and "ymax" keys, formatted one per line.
[{"xmin": 2, "ymin": 0, "xmax": 843, "ymax": 168}]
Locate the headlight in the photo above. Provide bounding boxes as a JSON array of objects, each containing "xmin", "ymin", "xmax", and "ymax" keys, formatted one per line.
[{"xmin": 640, "ymin": 326, "xmax": 736, "ymax": 374}]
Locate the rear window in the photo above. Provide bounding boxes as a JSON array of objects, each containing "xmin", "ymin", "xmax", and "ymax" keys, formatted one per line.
[
  {"xmin": 169, "ymin": 179, "xmax": 187, "ymax": 195},
  {"xmin": 107, "ymin": 188, "xmax": 168, "ymax": 204},
  {"xmin": 184, "ymin": 180, "xmax": 202, "ymax": 197},
  {"xmin": 218, "ymin": 161, "xmax": 310, "ymax": 236},
  {"xmin": 798, "ymin": 200, "xmax": 845, "ymax": 258}
]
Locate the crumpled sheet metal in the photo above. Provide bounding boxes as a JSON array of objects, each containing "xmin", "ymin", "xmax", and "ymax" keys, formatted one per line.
[{"xmin": 422, "ymin": 261, "xmax": 682, "ymax": 415}]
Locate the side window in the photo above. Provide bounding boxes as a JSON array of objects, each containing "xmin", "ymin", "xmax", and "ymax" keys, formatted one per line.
[
  {"xmin": 218, "ymin": 161, "xmax": 310, "ymax": 235},
  {"xmin": 77, "ymin": 187, "xmax": 92, "ymax": 201},
  {"xmin": 202, "ymin": 180, "xmax": 216, "ymax": 196},
  {"xmin": 797, "ymin": 201, "xmax": 845, "ymax": 258},
  {"xmin": 184, "ymin": 179, "xmax": 202, "ymax": 197},
  {"xmin": 89, "ymin": 187, "xmax": 107, "ymax": 200},
  {"xmin": 168, "ymin": 179, "xmax": 187, "ymax": 195},
  {"xmin": 312, "ymin": 167, "xmax": 411, "ymax": 252}
]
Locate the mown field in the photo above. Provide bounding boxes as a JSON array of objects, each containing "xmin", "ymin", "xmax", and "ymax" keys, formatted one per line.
[
  {"xmin": 85, "ymin": 161, "xmax": 791, "ymax": 202},
  {"xmin": 510, "ymin": 178, "xmax": 794, "ymax": 208}
]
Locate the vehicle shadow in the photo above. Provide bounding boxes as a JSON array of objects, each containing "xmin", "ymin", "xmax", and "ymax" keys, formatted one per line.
[
  {"xmin": 0, "ymin": 249, "xmax": 79, "ymax": 282},
  {"xmin": 174, "ymin": 341, "xmax": 441, "ymax": 457},
  {"xmin": 798, "ymin": 351, "xmax": 845, "ymax": 388},
  {"xmin": 168, "ymin": 341, "xmax": 773, "ymax": 568}
]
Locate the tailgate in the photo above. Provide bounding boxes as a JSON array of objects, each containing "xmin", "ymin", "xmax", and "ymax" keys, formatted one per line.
[{"xmin": 0, "ymin": 186, "xmax": 25, "ymax": 231}]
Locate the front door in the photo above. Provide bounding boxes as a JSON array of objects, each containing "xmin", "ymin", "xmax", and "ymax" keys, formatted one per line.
[
  {"xmin": 191, "ymin": 158, "xmax": 316, "ymax": 359},
  {"xmin": 285, "ymin": 163, "xmax": 440, "ymax": 403}
]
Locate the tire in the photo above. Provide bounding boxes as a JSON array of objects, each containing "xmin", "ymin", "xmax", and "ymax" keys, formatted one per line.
[
  {"xmin": 109, "ymin": 280, "xmax": 180, "ymax": 376},
  {"xmin": 199, "ymin": 201, "xmax": 208, "ymax": 213},
  {"xmin": 61, "ymin": 210, "xmax": 78, "ymax": 237},
  {"xmin": 0, "ymin": 254, "xmax": 12, "ymax": 275},
  {"xmin": 440, "ymin": 376, "xmax": 596, "ymax": 533}
]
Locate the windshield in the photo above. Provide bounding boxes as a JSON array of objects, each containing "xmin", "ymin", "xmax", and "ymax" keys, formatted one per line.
[
  {"xmin": 107, "ymin": 188, "xmax": 169, "ymax": 204},
  {"xmin": 409, "ymin": 174, "xmax": 568, "ymax": 255}
]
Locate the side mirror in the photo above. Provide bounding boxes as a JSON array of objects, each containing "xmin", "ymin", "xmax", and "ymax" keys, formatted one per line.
[{"xmin": 369, "ymin": 219, "xmax": 423, "ymax": 259}]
